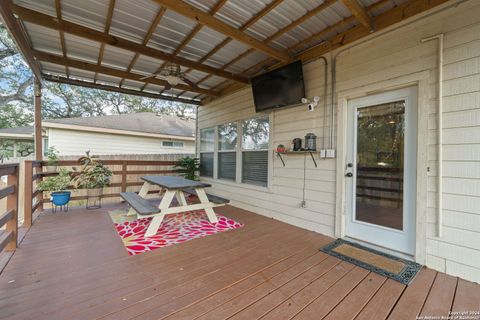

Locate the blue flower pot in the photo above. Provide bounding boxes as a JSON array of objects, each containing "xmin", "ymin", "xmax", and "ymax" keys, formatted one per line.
[{"xmin": 51, "ymin": 191, "xmax": 71, "ymax": 206}]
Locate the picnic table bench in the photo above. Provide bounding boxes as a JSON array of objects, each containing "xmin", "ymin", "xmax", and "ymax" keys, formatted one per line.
[{"xmin": 120, "ymin": 176, "xmax": 229, "ymax": 237}]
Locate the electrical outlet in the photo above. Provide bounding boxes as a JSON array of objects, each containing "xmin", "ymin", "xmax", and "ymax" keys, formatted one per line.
[
  {"xmin": 326, "ymin": 149, "xmax": 336, "ymax": 158},
  {"xmin": 320, "ymin": 149, "xmax": 326, "ymax": 158}
]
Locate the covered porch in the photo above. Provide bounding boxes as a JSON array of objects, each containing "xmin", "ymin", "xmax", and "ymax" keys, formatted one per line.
[{"xmin": 1, "ymin": 203, "xmax": 479, "ymax": 320}]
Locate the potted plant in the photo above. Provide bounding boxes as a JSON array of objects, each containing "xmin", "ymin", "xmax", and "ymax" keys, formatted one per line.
[
  {"xmin": 45, "ymin": 147, "xmax": 60, "ymax": 172},
  {"xmin": 276, "ymin": 144, "xmax": 286, "ymax": 153},
  {"xmin": 71, "ymin": 151, "xmax": 112, "ymax": 208},
  {"xmin": 174, "ymin": 157, "xmax": 200, "ymax": 180},
  {"xmin": 37, "ymin": 168, "xmax": 72, "ymax": 207}
]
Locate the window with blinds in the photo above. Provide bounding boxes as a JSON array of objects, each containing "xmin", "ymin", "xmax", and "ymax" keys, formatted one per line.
[
  {"xmin": 200, "ymin": 127, "xmax": 214, "ymax": 178},
  {"xmin": 218, "ymin": 152, "xmax": 236, "ymax": 181},
  {"xmin": 242, "ymin": 117, "xmax": 269, "ymax": 186},
  {"xmin": 200, "ymin": 152, "xmax": 214, "ymax": 177},
  {"xmin": 242, "ymin": 151, "xmax": 268, "ymax": 186}
]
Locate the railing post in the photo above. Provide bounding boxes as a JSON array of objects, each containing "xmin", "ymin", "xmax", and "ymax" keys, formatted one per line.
[
  {"xmin": 24, "ymin": 160, "xmax": 33, "ymax": 228},
  {"xmin": 6, "ymin": 165, "xmax": 19, "ymax": 251},
  {"xmin": 36, "ymin": 162, "xmax": 44, "ymax": 212}
]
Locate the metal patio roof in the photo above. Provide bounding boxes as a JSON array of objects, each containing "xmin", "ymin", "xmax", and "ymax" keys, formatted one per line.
[{"xmin": 0, "ymin": 0, "xmax": 443, "ymax": 105}]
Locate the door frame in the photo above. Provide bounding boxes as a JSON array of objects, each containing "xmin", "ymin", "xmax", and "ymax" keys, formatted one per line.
[
  {"xmin": 345, "ymin": 87, "xmax": 417, "ymax": 255},
  {"xmin": 335, "ymin": 71, "xmax": 430, "ymax": 264}
]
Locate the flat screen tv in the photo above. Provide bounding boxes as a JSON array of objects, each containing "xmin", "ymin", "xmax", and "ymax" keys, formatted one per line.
[{"xmin": 251, "ymin": 60, "xmax": 305, "ymax": 113}]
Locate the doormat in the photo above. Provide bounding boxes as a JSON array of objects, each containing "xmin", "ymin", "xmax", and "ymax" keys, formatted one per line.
[
  {"xmin": 320, "ymin": 239, "xmax": 422, "ymax": 285},
  {"xmin": 109, "ymin": 209, "xmax": 243, "ymax": 255}
]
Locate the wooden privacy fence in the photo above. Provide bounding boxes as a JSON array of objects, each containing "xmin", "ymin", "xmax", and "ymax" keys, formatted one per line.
[
  {"xmin": 0, "ymin": 163, "xmax": 19, "ymax": 254},
  {"xmin": 23, "ymin": 159, "xmax": 179, "ymax": 221}
]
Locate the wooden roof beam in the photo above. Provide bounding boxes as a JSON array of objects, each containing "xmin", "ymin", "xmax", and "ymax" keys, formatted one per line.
[
  {"xmin": 43, "ymin": 74, "xmax": 201, "ymax": 105},
  {"xmin": 183, "ymin": 0, "xmax": 336, "ymax": 94},
  {"xmin": 151, "ymin": 0, "xmax": 291, "ymax": 62},
  {"xmin": 33, "ymin": 50, "xmax": 220, "ymax": 97},
  {"xmin": 54, "ymin": 0, "xmax": 69, "ymax": 78},
  {"xmin": 341, "ymin": 0, "xmax": 374, "ymax": 31},
  {"xmin": 10, "ymin": 3, "xmax": 248, "ymax": 84},
  {"xmin": 94, "ymin": 0, "xmax": 115, "ymax": 83},
  {"xmin": 202, "ymin": 0, "xmax": 451, "ymax": 104},
  {"xmin": 175, "ymin": 0, "xmax": 285, "ymax": 97},
  {"xmin": 156, "ymin": 0, "xmax": 227, "ymax": 94},
  {"xmin": 0, "ymin": 1, "xmax": 42, "ymax": 81},
  {"xmin": 120, "ymin": 6, "xmax": 166, "ymax": 88}
]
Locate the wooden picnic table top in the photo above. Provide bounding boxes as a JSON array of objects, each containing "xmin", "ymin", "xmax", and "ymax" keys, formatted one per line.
[{"xmin": 141, "ymin": 175, "xmax": 211, "ymax": 190}]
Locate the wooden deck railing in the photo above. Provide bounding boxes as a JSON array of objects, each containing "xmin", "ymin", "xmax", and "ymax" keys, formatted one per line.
[
  {"xmin": 356, "ymin": 166, "xmax": 403, "ymax": 204},
  {"xmin": 24, "ymin": 159, "xmax": 178, "ymax": 218},
  {"xmin": 0, "ymin": 163, "xmax": 19, "ymax": 254}
]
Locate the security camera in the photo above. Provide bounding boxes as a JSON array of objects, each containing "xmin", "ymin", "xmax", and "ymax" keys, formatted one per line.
[
  {"xmin": 308, "ymin": 103, "xmax": 315, "ymax": 112},
  {"xmin": 301, "ymin": 97, "xmax": 308, "ymax": 104}
]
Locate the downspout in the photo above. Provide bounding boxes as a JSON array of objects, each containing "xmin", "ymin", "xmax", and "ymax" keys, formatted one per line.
[
  {"xmin": 421, "ymin": 34, "xmax": 444, "ymax": 237},
  {"xmin": 317, "ymin": 55, "xmax": 329, "ymax": 151},
  {"xmin": 195, "ymin": 105, "xmax": 199, "ymax": 158}
]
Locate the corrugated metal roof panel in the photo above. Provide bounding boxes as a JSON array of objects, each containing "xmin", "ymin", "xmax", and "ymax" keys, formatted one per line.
[
  {"xmin": 64, "ymin": 33, "xmax": 101, "ymax": 64},
  {"xmin": 109, "ymin": 0, "xmax": 161, "ymax": 44},
  {"xmin": 131, "ymin": 55, "xmax": 165, "ymax": 76},
  {"xmin": 122, "ymin": 79, "xmax": 144, "ymax": 89},
  {"xmin": 68, "ymin": 67, "xmax": 96, "ymax": 81},
  {"xmin": 59, "ymin": 0, "xmax": 108, "ymax": 32},
  {"xmin": 96, "ymin": 74, "xmax": 122, "ymax": 85},
  {"xmin": 23, "ymin": 22, "xmax": 62, "ymax": 56},
  {"xmin": 148, "ymin": 10, "xmax": 197, "ymax": 54},
  {"xmin": 40, "ymin": 62, "xmax": 65, "ymax": 74},
  {"xmin": 13, "ymin": 0, "xmax": 55, "ymax": 16},
  {"xmin": 180, "ymin": 26, "xmax": 229, "ymax": 61},
  {"xmin": 144, "ymin": 83, "xmax": 163, "ymax": 94},
  {"xmin": 101, "ymin": 45, "xmax": 136, "ymax": 71},
  {"xmin": 205, "ymin": 40, "xmax": 250, "ymax": 67}
]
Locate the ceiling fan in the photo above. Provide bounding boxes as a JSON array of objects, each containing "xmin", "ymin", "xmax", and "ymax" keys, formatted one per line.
[{"xmin": 140, "ymin": 62, "xmax": 198, "ymax": 90}]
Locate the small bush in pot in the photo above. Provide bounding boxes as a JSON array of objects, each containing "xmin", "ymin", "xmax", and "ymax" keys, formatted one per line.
[
  {"xmin": 71, "ymin": 152, "xmax": 113, "ymax": 208},
  {"xmin": 37, "ymin": 168, "xmax": 72, "ymax": 207},
  {"xmin": 174, "ymin": 157, "xmax": 200, "ymax": 181},
  {"xmin": 45, "ymin": 147, "xmax": 60, "ymax": 172}
]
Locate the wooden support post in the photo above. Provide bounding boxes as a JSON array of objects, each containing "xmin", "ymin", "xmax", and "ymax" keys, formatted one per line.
[
  {"xmin": 23, "ymin": 161, "xmax": 33, "ymax": 228},
  {"xmin": 5, "ymin": 165, "xmax": 19, "ymax": 251},
  {"xmin": 121, "ymin": 161, "xmax": 127, "ymax": 193},
  {"xmin": 34, "ymin": 80, "xmax": 43, "ymax": 161}
]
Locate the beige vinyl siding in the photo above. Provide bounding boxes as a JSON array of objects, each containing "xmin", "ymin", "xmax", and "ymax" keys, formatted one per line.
[
  {"xmin": 199, "ymin": 1, "xmax": 480, "ymax": 282},
  {"xmin": 47, "ymin": 128, "xmax": 195, "ymax": 156}
]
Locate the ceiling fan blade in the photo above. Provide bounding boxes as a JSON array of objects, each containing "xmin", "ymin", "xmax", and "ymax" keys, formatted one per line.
[
  {"xmin": 139, "ymin": 74, "xmax": 157, "ymax": 81},
  {"xmin": 180, "ymin": 75, "xmax": 198, "ymax": 88}
]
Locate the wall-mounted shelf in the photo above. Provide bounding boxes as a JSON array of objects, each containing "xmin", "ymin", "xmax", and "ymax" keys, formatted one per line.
[{"xmin": 275, "ymin": 151, "xmax": 318, "ymax": 168}]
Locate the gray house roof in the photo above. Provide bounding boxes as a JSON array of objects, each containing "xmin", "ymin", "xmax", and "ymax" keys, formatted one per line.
[
  {"xmin": 0, "ymin": 126, "xmax": 34, "ymax": 140},
  {"xmin": 43, "ymin": 113, "xmax": 195, "ymax": 138},
  {"xmin": 0, "ymin": 126, "xmax": 34, "ymax": 135}
]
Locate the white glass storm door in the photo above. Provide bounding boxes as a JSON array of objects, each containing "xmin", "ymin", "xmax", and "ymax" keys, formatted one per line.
[{"xmin": 345, "ymin": 87, "xmax": 417, "ymax": 255}]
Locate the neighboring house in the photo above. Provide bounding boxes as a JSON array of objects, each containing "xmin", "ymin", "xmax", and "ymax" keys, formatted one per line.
[
  {"xmin": 1, "ymin": 113, "xmax": 195, "ymax": 156},
  {"xmin": 197, "ymin": 2, "xmax": 480, "ymax": 283},
  {"xmin": 0, "ymin": 126, "xmax": 40, "ymax": 158}
]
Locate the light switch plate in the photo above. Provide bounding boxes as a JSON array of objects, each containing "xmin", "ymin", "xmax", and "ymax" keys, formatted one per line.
[{"xmin": 326, "ymin": 149, "xmax": 336, "ymax": 158}]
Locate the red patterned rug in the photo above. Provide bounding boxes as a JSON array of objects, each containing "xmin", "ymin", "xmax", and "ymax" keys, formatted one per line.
[{"xmin": 109, "ymin": 209, "xmax": 243, "ymax": 255}]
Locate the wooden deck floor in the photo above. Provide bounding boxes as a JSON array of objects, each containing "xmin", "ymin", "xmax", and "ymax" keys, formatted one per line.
[{"xmin": 0, "ymin": 203, "xmax": 479, "ymax": 320}]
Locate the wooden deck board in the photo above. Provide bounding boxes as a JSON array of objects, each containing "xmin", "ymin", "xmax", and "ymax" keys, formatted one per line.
[{"xmin": 0, "ymin": 203, "xmax": 478, "ymax": 320}]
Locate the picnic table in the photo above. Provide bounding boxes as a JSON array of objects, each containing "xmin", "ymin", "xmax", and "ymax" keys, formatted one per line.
[{"xmin": 120, "ymin": 176, "xmax": 228, "ymax": 237}]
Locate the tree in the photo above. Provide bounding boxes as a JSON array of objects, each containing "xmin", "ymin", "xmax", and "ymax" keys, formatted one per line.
[{"xmin": 0, "ymin": 22, "xmax": 197, "ymax": 159}]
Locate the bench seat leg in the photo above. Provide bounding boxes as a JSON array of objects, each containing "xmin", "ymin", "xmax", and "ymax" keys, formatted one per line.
[{"xmin": 195, "ymin": 188, "xmax": 218, "ymax": 223}]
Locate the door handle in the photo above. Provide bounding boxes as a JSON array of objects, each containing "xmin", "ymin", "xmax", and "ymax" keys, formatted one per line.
[{"xmin": 345, "ymin": 172, "xmax": 353, "ymax": 177}]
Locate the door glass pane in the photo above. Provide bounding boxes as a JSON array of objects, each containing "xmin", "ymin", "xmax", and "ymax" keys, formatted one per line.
[{"xmin": 355, "ymin": 101, "xmax": 405, "ymax": 230}]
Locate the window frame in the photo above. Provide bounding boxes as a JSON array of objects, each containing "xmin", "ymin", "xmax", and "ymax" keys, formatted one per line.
[
  {"xmin": 199, "ymin": 127, "xmax": 215, "ymax": 178},
  {"xmin": 162, "ymin": 140, "xmax": 184, "ymax": 148},
  {"xmin": 198, "ymin": 114, "xmax": 271, "ymax": 189}
]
